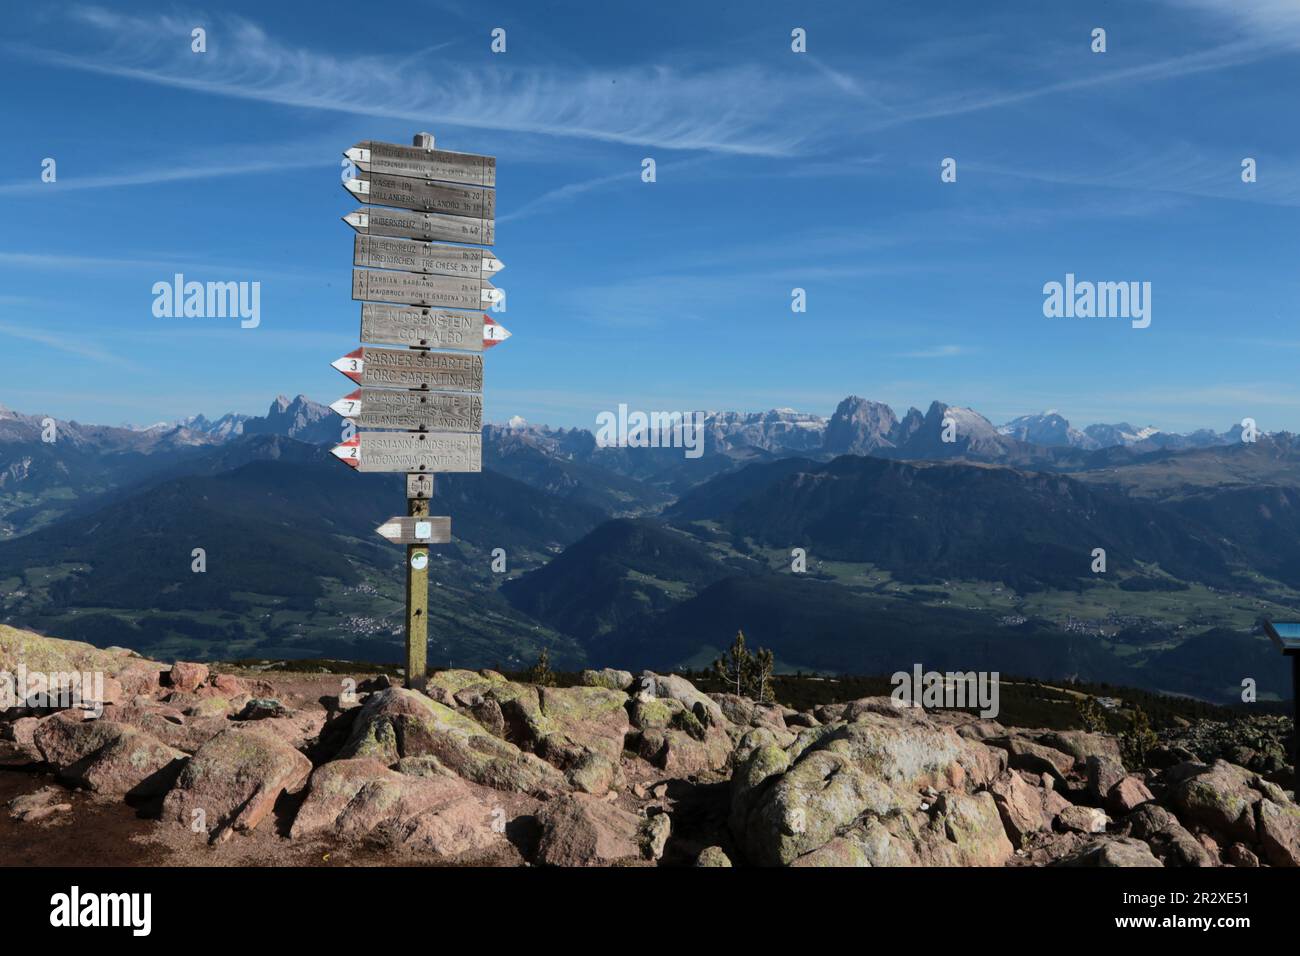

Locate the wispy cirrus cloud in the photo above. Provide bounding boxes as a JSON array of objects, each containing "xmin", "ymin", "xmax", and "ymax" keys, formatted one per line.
[
  {"xmin": 1160, "ymin": 0, "xmax": 1300, "ymax": 46},
  {"xmin": 0, "ymin": 250, "xmax": 326, "ymax": 283},
  {"xmin": 896, "ymin": 344, "xmax": 969, "ymax": 359},
  {"xmin": 966, "ymin": 148, "xmax": 1300, "ymax": 208},
  {"xmin": 0, "ymin": 320, "xmax": 136, "ymax": 367},
  {"xmin": 12, "ymin": 6, "xmax": 820, "ymax": 157},
  {"xmin": 0, "ymin": 151, "xmax": 332, "ymax": 195}
]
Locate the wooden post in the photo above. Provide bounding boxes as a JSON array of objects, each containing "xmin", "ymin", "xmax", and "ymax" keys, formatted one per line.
[
  {"xmin": 405, "ymin": 481, "xmax": 430, "ymax": 690},
  {"xmin": 403, "ymin": 129, "xmax": 437, "ymax": 692}
]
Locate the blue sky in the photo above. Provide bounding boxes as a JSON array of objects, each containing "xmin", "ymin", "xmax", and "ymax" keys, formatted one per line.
[{"xmin": 3, "ymin": 0, "xmax": 1300, "ymax": 432}]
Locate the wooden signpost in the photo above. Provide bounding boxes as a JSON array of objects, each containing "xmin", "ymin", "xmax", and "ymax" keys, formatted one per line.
[
  {"xmin": 330, "ymin": 389, "xmax": 483, "ymax": 432},
  {"xmin": 354, "ymin": 236, "xmax": 503, "ymax": 280},
  {"xmin": 345, "ymin": 141, "xmax": 496, "ymax": 186},
  {"xmin": 344, "ymin": 171, "xmax": 495, "ymax": 219},
  {"xmin": 343, "ymin": 207, "xmax": 495, "ymax": 246},
  {"xmin": 331, "ymin": 346, "xmax": 484, "ymax": 391},
  {"xmin": 331, "ymin": 131, "xmax": 503, "ymax": 691},
  {"xmin": 352, "ymin": 268, "xmax": 501, "ymax": 310},
  {"xmin": 358, "ymin": 304, "xmax": 509, "ymax": 351}
]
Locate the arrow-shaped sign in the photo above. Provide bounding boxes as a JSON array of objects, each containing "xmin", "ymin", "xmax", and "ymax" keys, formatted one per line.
[
  {"xmin": 374, "ymin": 515, "xmax": 452, "ymax": 545},
  {"xmin": 344, "ymin": 171, "xmax": 495, "ymax": 219},
  {"xmin": 332, "ymin": 347, "xmax": 483, "ymax": 391},
  {"xmin": 353, "ymin": 269, "xmax": 502, "ymax": 311},
  {"xmin": 346, "ymin": 141, "xmax": 495, "ymax": 187},
  {"xmin": 359, "ymin": 305, "xmax": 510, "ymax": 351},
  {"xmin": 331, "ymin": 431, "xmax": 482, "ymax": 473},
  {"xmin": 354, "ymin": 235, "xmax": 503, "ymax": 281},
  {"xmin": 344, "ymin": 207, "xmax": 494, "ymax": 247},
  {"xmin": 331, "ymin": 388, "xmax": 482, "ymax": 432}
]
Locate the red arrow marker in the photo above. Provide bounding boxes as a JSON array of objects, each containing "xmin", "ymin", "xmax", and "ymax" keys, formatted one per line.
[
  {"xmin": 331, "ymin": 348, "xmax": 365, "ymax": 383},
  {"xmin": 331, "ymin": 436, "xmax": 361, "ymax": 468},
  {"xmin": 330, "ymin": 390, "xmax": 363, "ymax": 418},
  {"xmin": 483, "ymin": 316, "xmax": 511, "ymax": 349}
]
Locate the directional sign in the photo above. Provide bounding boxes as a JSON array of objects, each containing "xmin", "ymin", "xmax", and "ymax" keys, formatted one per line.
[
  {"xmin": 332, "ymin": 431, "xmax": 482, "ymax": 473},
  {"xmin": 360, "ymin": 305, "xmax": 510, "ymax": 351},
  {"xmin": 346, "ymin": 141, "xmax": 495, "ymax": 187},
  {"xmin": 344, "ymin": 171, "xmax": 495, "ymax": 219},
  {"xmin": 353, "ymin": 269, "xmax": 501, "ymax": 311},
  {"xmin": 332, "ymin": 347, "xmax": 483, "ymax": 392},
  {"xmin": 375, "ymin": 515, "xmax": 452, "ymax": 545},
  {"xmin": 344, "ymin": 207, "xmax": 494, "ymax": 247},
  {"xmin": 331, "ymin": 389, "xmax": 482, "ymax": 432},
  {"xmin": 354, "ymin": 235, "xmax": 503, "ymax": 281}
]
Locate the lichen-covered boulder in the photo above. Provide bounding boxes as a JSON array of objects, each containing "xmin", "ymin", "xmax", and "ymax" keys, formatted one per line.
[
  {"xmin": 33, "ymin": 712, "xmax": 185, "ymax": 796},
  {"xmin": 635, "ymin": 724, "xmax": 733, "ymax": 776},
  {"xmin": 0, "ymin": 626, "xmax": 163, "ymax": 714},
  {"xmin": 165, "ymin": 662, "xmax": 210, "ymax": 694},
  {"xmin": 1086, "ymin": 755, "xmax": 1127, "ymax": 802},
  {"xmin": 1119, "ymin": 804, "xmax": 1215, "ymax": 867},
  {"xmin": 989, "ymin": 770, "xmax": 1047, "ymax": 846},
  {"xmin": 733, "ymin": 708, "xmax": 1004, "ymax": 866},
  {"xmin": 636, "ymin": 672, "xmax": 726, "ymax": 727},
  {"xmin": 102, "ymin": 702, "xmax": 227, "ymax": 755},
  {"xmin": 1056, "ymin": 836, "xmax": 1163, "ymax": 867},
  {"xmin": 580, "ymin": 668, "xmax": 634, "ymax": 691},
  {"xmin": 695, "ymin": 845, "xmax": 733, "ymax": 867},
  {"xmin": 567, "ymin": 751, "xmax": 624, "ymax": 796},
  {"xmin": 289, "ymin": 757, "xmax": 503, "ymax": 858},
  {"xmin": 162, "ymin": 726, "xmax": 311, "ymax": 842},
  {"xmin": 534, "ymin": 793, "xmax": 659, "ymax": 867},
  {"xmin": 338, "ymin": 688, "xmax": 567, "ymax": 797},
  {"xmin": 1057, "ymin": 805, "xmax": 1109, "ymax": 834},
  {"xmin": 1167, "ymin": 760, "xmax": 1260, "ymax": 842},
  {"xmin": 790, "ymin": 792, "xmax": 1012, "ymax": 867},
  {"xmin": 534, "ymin": 685, "xmax": 629, "ymax": 764},
  {"xmin": 986, "ymin": 736, "xmax": 1074, "ymax": 782},
  {"xmin": 1037, "ymin": 731, "xmax": 1122, "ymax": 767},
  {"xmin": 1107, "ymin": 775, "xmax": 1154, "ymax": 815},
  {"xmin": 1256, "ymin": 798, "xmax": 1300, "ymax": 867}
]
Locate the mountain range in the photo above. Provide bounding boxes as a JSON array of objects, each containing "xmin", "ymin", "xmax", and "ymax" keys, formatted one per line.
[{"xmin": 1, "ymin": 393, "xmax": 1297, "ymax": 704}]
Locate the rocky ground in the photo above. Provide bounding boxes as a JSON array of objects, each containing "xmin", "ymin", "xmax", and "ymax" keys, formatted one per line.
[{"xmin": 1, "ymin": 624, "xmax": 1296, "ymax": 867}]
